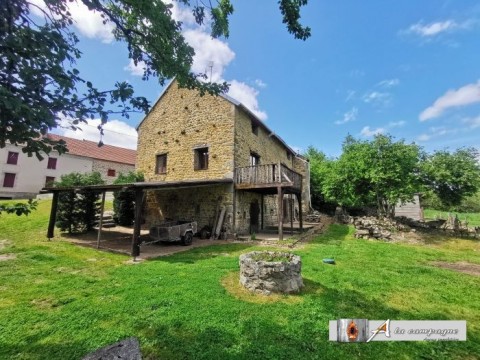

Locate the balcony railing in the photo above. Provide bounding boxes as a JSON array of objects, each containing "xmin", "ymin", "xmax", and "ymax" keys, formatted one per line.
[{"xmin": 235, "ymin": 163, "xmax": 302, "ymax": 191}]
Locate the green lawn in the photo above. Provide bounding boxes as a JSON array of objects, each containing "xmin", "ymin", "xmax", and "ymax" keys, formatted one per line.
[
  {"xmin": 424, "ymin": 208, "xmax": 480, "ymax": 227},
  {"xmin": 1, "ymin": 200, "xmax": 480, "ymax": 359}
]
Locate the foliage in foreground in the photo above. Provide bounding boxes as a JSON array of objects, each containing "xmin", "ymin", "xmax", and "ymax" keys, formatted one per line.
[
  {"xmin": 0, "ymin": 199, "xmax": 37, "ymax": 216},
  {"xmin": 0, "ymin": 201, "xmax": 479, "ymax": 359},
  {"xmin": 55, "ymin": 172, "xmax": 105, "ymax": 234}
]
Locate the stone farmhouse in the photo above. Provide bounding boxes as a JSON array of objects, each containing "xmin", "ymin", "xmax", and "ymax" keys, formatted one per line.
[
  {"xmin": 0, "ymin": 134, "xmax": 136, "ymax": 199},
  {"xmin": 136, "ymin": 80, "xmax": 310, "ymax": 238}
]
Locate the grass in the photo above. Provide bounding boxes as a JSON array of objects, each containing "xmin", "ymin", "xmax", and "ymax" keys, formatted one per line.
[
  {"xmin": 424, "ymin": 208, "xmax": 480, "ymax": 226},
  {"xmin": 1, "ymin": 200, "xmax": 480, "ymax": 359},
  {"xmin": 250, "ymin": 252, "xmax": 292, "ymax": 262}
]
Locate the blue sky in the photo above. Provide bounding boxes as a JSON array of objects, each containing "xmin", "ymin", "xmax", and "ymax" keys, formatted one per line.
[{"xmin": 33, "ymin": 0, "xmax": 480, "ymax": 156}]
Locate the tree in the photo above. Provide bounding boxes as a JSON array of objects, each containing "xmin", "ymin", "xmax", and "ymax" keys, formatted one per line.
[
  {"xmin": 304, "ymin": 146, "xmax": 336, "ymax": 211},
  {"xmin": 322, "ymin": 134, "xmax": 422, "ymax": 218},
  {"xmin": 55, "ymin": 172, "xmax": 105, "ymax": 234},
  {"xmin": 1, "ymin": 0, "xmax": 311, "ymax": 159},
  {"xmin": 421, "ymin": 148, "xmax": 480, "ymax": 208},
  {"xmin": 113, "ymin": 171, "xmax": 144, "ymax": 226}
]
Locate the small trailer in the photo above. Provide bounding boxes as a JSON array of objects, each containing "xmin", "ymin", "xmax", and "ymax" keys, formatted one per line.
[{"xmin": 148, "ymin": 220, "xmax": 197, "ymax": 246}]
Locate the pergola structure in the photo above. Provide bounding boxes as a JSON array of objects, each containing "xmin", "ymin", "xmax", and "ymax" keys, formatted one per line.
[{"xmin": 42, "ymin": 179, "xmax": 233, "ymax": 258}]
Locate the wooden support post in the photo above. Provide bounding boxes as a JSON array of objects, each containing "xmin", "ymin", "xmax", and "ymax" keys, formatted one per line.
[
  {"xmin": 260, "ymin": 194, "xmax": 264, "ymax": 230},
  {"xmin": 290, "ymin": 194, "xmax": 294, "ymax": 235},
  {"xmin": 96, "ymin": 191, "xmax": 106, "ymax": 249},
  {"xmin": 131, "ymin": 188, "xmax": 143, "ymax": 258},
  {"xmin": 47, "ymin": 191, "xmax": 59, "ymax": 239},
  {"xmin": 298, "ymin": 194, "xmax": 303, "ymax": 233},
  {"xmin": 277, "ymin": 186, "xmax": 284, "ymax": 240}
]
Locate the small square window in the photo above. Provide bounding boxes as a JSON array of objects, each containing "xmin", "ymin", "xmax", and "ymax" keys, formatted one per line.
[
  {"xmin": 156, "ymin": 154, "xmax": 167, "ymax": 174},
  {"xmin": 194, "ymin": 147, "xmax": 209, "ymax": 170},
  {"xmin": 7, "ymin": 152, "xmax": 19, "ymax": 165},
  {"xmin": 3, "ymin": 173, "xmax": 15, "ymax": 188},
  {"xmin": 47, "ymin": 157, "xmax": 57, "ymax": 170},
  {"xmin": 45, "ymin": 176, "xmax": 55, "ymax": 187},
  {"xmin": 251, "ymin": 121, "xmax": 259, "ymax": 135},
  {"xmin": 250, "ymin": 153, "xmax": 260, "ymax": 166},
  {"xmin": 107, "ymin": 169, "xmax": 116, "ymax": 177}
]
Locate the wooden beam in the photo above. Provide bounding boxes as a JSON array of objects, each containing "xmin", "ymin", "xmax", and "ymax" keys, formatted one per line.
[
  {"xmin": 96, "ymin": 191, "xmax": 106, "ymax": 249},
  {"xmin": 290, "ymin": 194, "xmax": 294, "ymax": 235},
  {"xmin": 297, "ymin": 194, "xmax": 303, "ymax": 233},
  {"xmin": 47, "ymin": 192, "xmax": 59, "ymax": 239},
  {"xmin": 131, "ymin": 189, "xmax": 143, "ymax": 258},
  {"xmin": 277, "ymin": 186, "xmax": 284, "ymax": 241},
  {"xmin": 260, "ymin": 194, "xmax": 264, "ymax": 230}
]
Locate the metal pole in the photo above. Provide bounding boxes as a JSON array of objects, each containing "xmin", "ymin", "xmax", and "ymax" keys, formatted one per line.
[{"xmin": 96, "ymin": 191, "xmax": 106, "ymax": 249}]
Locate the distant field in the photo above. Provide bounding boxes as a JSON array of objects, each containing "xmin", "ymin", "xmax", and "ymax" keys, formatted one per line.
[{"xmin": 424, "ymin": 208, "xmax": 480, "ymax": 226}]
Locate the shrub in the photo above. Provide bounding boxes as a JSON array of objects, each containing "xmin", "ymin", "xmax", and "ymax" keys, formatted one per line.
[
  {"xmin": 113, "ymin": 171, "xmax": 144, "ymax": 226},
  {"xmin": 55, "ymin": 172, "xmax": 105, "ymax": 234}
]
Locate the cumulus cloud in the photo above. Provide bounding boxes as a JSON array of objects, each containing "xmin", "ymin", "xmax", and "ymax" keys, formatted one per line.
[
  {"xmin": 29, "ymin": 0, "xmax": 115, "ymax": 43},
  {"xmin": 462, "ymin": 115, "xmax": 480, "ymax": 129},
  {"xmin": 124, "ymin": 59, "xmax": 147, "ymax": 76},
  {"xmin": 388, "ymin": 120, "xmax": 406, "ymax": 127},
  {"xmin": 228, "ymin": 80, "xmax": 267, "ymax": 121},
  {"xmin": 56, "ymin": 118, "xmax": 138, "ymax": 149},
  {"xmin": 182, "ymin": 29, "xmax": 235, "ymax": 82},
  {"xmin": 360, "ymin": 126, "xmax": 385, "ymax": 137},
  {"xmin": 419, "ymin": 80, "xmax": 480, "ymax": 121},
  {"xmin": 335, "ymin": 107, "xmax": 358, "ymax": 125}
]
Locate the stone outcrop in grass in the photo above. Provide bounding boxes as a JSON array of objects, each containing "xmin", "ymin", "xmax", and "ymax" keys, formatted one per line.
[{"xmin": 239, "ymin": 251, "xmax": 303, "ymax": 295}]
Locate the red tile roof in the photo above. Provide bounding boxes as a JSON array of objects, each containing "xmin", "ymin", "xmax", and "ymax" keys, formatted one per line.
[{"xmin": 46, "ymin": 134, "xmax": 136, "ymax": 165}]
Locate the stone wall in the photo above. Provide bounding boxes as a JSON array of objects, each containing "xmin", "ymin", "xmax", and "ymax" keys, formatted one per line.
[
  {"xmin": 144, "ymin": 184, "xmax": 234, "ymax": 233},
  {"xmin": 91, "ymin": 160, "xmax": 135, "ymax": 184},
  {"xmin": 137, "ymin": 81, "xmax": 235, "ymax": 182}
]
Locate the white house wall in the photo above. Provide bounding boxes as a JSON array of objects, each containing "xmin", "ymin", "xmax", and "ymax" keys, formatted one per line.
[{"xmin": 0, "ymin": 144, "xmax": 93, "ymax": 199}]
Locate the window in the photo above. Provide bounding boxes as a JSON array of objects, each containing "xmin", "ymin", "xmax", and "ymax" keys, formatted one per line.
[
  {"xmin": 250, "ymin": 153, "xmax": 260, "ymax": 166},
  {"xmin": 194, "ymin": 147, "xmax": 209, "ymax": 170},
  {"xmin": 156, "ymin": 154, "xmax": 167, "ymax": 174},
  {"xmin": 45, "ymin": 176, "xmax": 55, "ymax": 187},
  {"xmin": 251, "ymin": 121, "xmax": 259, "ymax": 135},
  {"xmin": 7, "ymin": 152, "xmax": 19, "ymax": 165},
  {"xmin": 287, "ymin": 151, "xmax": 291, "ymax": 160},
  {"xmin": 47, "ymin": 157, "xmax": 57, "ymax": 170},
  {"xmin": 3, "ymin": 173, "xmax": 15, "ymax": 188},
  {"xmin": 107, "ymin": 169, "xmax": 116, "ymax": 177}
]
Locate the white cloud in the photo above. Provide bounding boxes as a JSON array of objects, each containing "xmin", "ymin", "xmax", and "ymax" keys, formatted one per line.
[
  {"xmin": 228, "ymin": 80, "xmax": 267, "ymax": 121},
  {"xmin": 416, "ymin": 126, "xmax": 457, "ymax": 142},
  {"xmin": 124, "ymin": 59, "xmax": 147, "ymax": 76},
  {"xmin": 162, "ymin": 0, "xmax": 196, "ymax": 25},
  {"xmin": 29, "ymin": 0, "xmax": 115, "ymax": 43},
  {"xmin": 377, "ymin": 79, "xmax": 400, "ymax": 88},
  {"xmin": 56, "ymin": 118, "xmax": 137, "ymax": 149},
  {"xmin": 254, "ymin": 79, "xmax": 267, "ymax": 88},
  {"xmin": 388, "ymin": 120, "xmax": 406, "ymax": 127},
  {"xmin": 408, "ymin": 20, "xmax": 458, "ymax": 37},
  {"xmin": 360, "ymin": 126, "xmax": 385, "ymax": 137},
  {"xmin": 363, "ymin": 91, "xmax": 392, "ymax": 107},
  {"xmin": 462, "ymin": 115, "xmax": 480, "ymax": 129},
  {"xmin": 335, "ymin": 107, "xmax": 358, "ymax": 125},
  {"xmin": 183, "ymin": 29, "xmax": 235, "ymax": 82},
  {"xmin": 345, "ymin": 90, "xmax": 356, "ymax": 102},
  {"xmin": 419, "ymin": 80, "xmax": 480, "ymax": 121}
]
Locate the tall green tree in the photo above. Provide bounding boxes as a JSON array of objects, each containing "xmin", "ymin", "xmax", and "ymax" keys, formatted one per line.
[
  {"xmin": 304, "ymin": 146, "xmax": 335, "ymax": 210},
  {"xmin": 421, "ymin": 148, "xmax": 480, "ymax": 208},
  {"xmin": 113, "ymin": 171, "xmax": 144, "ymax": 226},
  {"xmin": 55, "ymin": 172, "xmax": 105, "ymax": 234},
  {"xmin": 322, "ymin": 134, "xmax": 422, "ymax": 218},
  {"xmin": 1, "ymin": 0, "xmax": 310, "ymax": 159}
]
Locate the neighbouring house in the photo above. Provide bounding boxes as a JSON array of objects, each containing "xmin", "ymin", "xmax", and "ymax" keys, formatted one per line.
[
  {"xmin": 136, "ymin": 79, "xmax": 310, "ymax": 238},
  {"xmin": 0, "ymin": 134, "xmax": 136, "ymax": 199}
]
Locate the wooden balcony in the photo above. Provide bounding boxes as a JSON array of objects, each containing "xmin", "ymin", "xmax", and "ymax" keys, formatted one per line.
[{"xmin": 235, "ymin": 163, "xmax": 302, "ymax": 193}]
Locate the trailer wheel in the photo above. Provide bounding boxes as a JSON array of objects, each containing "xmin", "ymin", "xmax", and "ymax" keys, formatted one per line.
[{"xmin": 182, "ymin": 232, "xmax": 193, "ymax": 246}]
